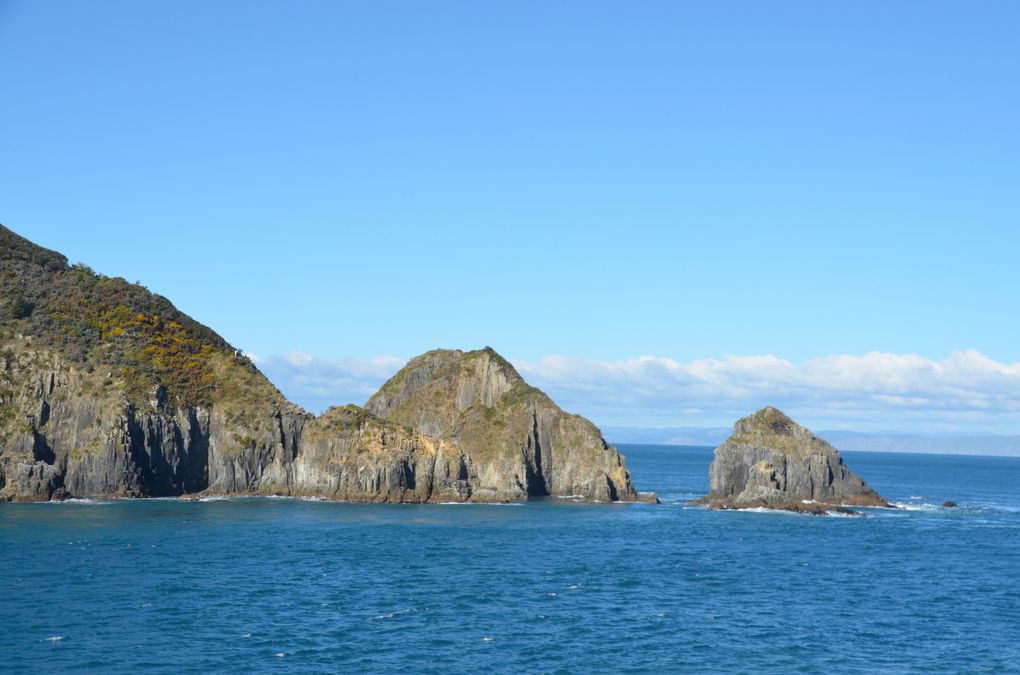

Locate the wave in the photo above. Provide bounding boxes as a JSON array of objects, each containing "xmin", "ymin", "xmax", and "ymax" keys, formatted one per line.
[
  {"xmin": 435, "ymin": 501, "xmax": 523, "ymax": 506},
  {"xmin": 891, "ymin": 501, "xmax": 942, "ymax": 512},
  {"xmin": 734, "ymin": 507, "xmax": 806, "ymax": 516},
  {"xmin": 53, "ymin": 499, "xmax": 112, "ymax": 506},
  {"xmin": 35, "ymin": 494, "xmax": 536, "ymax": 506},
  {"xmin": 369, "ymin": 608, "xmax": 415, "ymax": 621},
  {"xmin": 732, "ymin": 506, "xmax": 862, "ymax": 517},
  {"xmin": 196, "ymin": 495, "xmax": 323, "ymax": 503},
  {"xmin": 891, "ymin": 500, "xmax": 1020, "ymax": 514}
]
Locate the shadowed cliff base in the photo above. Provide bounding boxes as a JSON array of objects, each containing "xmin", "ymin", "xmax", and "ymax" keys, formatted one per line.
[{"xmin": 0, "ymin": 225, "xmax": 655, "ymax": 504}]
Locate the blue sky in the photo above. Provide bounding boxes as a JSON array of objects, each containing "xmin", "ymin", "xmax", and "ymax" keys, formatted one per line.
[{"xmin": 2, "ymin": 1, "xmax": 1019, "ymax": 431}]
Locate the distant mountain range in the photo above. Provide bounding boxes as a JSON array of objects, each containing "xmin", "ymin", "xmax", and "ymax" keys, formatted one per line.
[{"xmin": 603, "ymin": 426, "xmax": 1020, "ymax": 457}]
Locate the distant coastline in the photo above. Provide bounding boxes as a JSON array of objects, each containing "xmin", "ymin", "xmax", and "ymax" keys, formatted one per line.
[{"xmin": 606, "ymin": 428, "xmax": 1020, "ymax": 458}]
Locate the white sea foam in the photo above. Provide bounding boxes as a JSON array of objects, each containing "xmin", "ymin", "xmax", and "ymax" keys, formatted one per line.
[
  {"xmin": 369, "ymin": 608, "xmax": 414, "ymax": 621},
  {"xmin": 482, "ymin": 636, "xmax": 494, "ymax": 642},
  {"xmin": 57, "ymin": 499, "xmax": 112, "ymax": 505},
  {"xmin": 46, "ymin": 636, "xmax": 64, "ymax": 642},
  {"xmin": 738, "ymin": 507, "xmax": 804, "ymax": 516},
  {"xmin": 891, "ymin": 502, "xmax": 940, "ymax": 512},
  {"xmin": 435, "ymin": 501, "xmax": 522, "ymax": 506}
]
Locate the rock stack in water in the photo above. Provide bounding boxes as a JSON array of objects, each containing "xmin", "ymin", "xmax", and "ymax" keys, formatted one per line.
[
  {"xmin": 365, "ymin": 348, "xmax": 656, "ymax": 503},
  {"xmin": 697, "ymin": 407, "xmax": 889, "ymax": 514}
]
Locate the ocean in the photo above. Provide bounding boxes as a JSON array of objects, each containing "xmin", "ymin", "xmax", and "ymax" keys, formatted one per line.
[{"xmin": 1, "ymin": 445, "xmax": 1018, "ymax": 673}]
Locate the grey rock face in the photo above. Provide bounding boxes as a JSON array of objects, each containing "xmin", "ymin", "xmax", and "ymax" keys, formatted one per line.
[
  {"xmin": 0, "ymin": 346, "xmax": 430, "ymax": 502},
  {"xmin": 0, "ymin": 342, "xmax": 654, "ymax": 504},
  {"xmin": 700, "ymin": 407, "xmax": 889, "ymax": 512},
  {"xmin": 365, "ymin": 348, "xmax": 655, "ymax": 503},
  {"xmin": 0, "ymin": 225, "xmax": 656, "ymax": 504}
]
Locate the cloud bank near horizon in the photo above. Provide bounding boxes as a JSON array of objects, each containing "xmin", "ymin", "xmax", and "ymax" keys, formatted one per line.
[
  {"xmin": 512, "ymin": 349, "xmax": 1020, "ymax": 432},
  {"xmin": 248, "ymin": 351, "xmax": 406, "ymax": 413},
  {"xmin": 251, "ymin": 349, "xmax": 1020, "ymax": 433}
]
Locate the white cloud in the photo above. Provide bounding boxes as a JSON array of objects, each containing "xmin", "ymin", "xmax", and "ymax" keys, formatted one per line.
[
  {"xmin": 253, "ymin": 347, "xmax": 1020, "ymax": 433},
  {"xmin": 284, "ymin": 351, "xmax": 314, "ymax": 366},
  {"xmin": 511, "ymin": 349, "xmax": 1020, "ymax": 433},
  {"xmin": 255, "ymin": 351, "xmax": 405, "ymax": 413}
]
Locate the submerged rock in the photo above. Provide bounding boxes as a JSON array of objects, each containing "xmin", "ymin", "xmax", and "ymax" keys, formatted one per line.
[{"xmin": 694, "ymin": 407, "xmax": 889, "ymax": 514}]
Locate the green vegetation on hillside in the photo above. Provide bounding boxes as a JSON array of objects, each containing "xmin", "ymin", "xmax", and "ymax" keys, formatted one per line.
[{"xmin": 1, "ymin": 225, "xmax": 253, "ymax": 407}]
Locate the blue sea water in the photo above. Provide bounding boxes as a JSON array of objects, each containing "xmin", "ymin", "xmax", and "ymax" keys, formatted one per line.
[{"xmin": 1, "ymin": 445, "xmax": 1019, "ymax": 674}]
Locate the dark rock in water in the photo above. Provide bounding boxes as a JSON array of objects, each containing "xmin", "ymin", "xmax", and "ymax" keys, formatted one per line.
[
  {"xmin": 711, "ymin": 500, "xmax": 863, "ymax": 516},
  {"xmin": 694, "ymin": 407, "xmax": 890, "ymax": 514},
  {"xmin": 943, "ymin": 501, "xmax": 958, "ymax": 508}
]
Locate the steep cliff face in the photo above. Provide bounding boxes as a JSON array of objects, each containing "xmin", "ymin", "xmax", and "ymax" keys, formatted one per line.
[
  {"xmin": 698, "ymin": 407, "xmax": 889, "ymax": 513},
  {"xmin": 0, "ymin": 335, "xmax": 307, "ymax": 500},
  {"xmin": 366, "ymin": 348, "xmax": 651, "ymax": 502},
  {"xmin": 1, "ymin": 225, "xmax": 651, "ymax": 503},
  {"xmin": 290, "ymin": 406, "xmax": 471, "ymax": 503}
]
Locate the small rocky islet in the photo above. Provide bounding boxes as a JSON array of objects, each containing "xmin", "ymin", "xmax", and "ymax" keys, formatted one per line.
[
  {"xmin": 1, "ymin": 224, "xmax": 895, "ymax": 514},
  {"xmin": 693, "ymin": 406, "xmax": 891, "ymax": 515}
]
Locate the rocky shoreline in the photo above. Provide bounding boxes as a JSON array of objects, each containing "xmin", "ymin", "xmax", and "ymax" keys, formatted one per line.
[
  {"xmin": 0, "ymin": 226, "xmax": 655, "ymax": 505},
  {"xmin": 0, "ymin": 225, "xmax": 899, "ymax": 514}
]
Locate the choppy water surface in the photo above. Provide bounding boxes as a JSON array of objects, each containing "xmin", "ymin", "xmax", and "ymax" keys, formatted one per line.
[{"xmin": 2, "ymin": 446, "xmax": 1018, "ymax": 673}]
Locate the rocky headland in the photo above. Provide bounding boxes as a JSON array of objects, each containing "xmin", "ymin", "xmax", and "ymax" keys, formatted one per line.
[
  {"xmin": 365, "ymin": 348, "xmax": 653, "ymax": 502},
  {"xmin": 695, "ymin": 407, "xmax": 890, "ymax": 515},
  {"xmin": 0, "ymin": 225, "xmax": 654, "ymax": 504}
]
